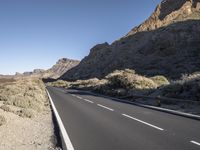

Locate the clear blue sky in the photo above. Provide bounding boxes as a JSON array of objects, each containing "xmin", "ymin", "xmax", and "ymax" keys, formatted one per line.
[{"xmin": 0, "ymin": 0, "xmax": 161, "ymax": 75}]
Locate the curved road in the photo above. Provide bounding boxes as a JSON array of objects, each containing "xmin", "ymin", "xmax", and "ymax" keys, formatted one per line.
[{"xmin": 47, "ymin": 86, "xmax": 200, "ymax": 150}]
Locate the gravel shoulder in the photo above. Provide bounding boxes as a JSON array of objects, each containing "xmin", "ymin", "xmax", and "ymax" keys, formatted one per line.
[{"xmin": 0, "ymin": 104, "xmax": 58, "ymax": 150}]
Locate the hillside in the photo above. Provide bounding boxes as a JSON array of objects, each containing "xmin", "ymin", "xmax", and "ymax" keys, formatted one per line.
[{"xmin": 61, "ymin": 0, "xmax": 200, "ymax": 80}]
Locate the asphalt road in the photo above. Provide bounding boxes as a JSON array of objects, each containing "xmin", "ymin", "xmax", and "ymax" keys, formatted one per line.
[{"xmin": 47, "ymin": 86, "xmax": 200, "ymax": 150}]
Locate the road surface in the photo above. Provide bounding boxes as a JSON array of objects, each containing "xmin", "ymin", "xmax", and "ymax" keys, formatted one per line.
[{"xmin": 47, "ymin": 86, "xmax": 200, "ymax": 150}]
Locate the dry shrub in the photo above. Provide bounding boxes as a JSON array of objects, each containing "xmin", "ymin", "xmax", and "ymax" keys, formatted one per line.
[
  {"xmin": 48, "ymin": 69, "xmax": 170, "ymax": 97},
  {"xmin": 70, "ymin": 78, "xmax": 102, "ymax": 89},
  {"xmin": 17, "ymin": 108, "xmax": 36, "ymax": 118},
  {"xmin": 0, "ymin": 105, "xmax": 11, "ymax": 112},
  {"xmin": 105, "ymin": 69, "xmax": 158, "ymax": 90},
  {"xmin": 161, "ymin": 72, "xmax": 200, "ymax": 101},
  {"xmin": 0, "ymin": 115, "xmax": 6, "ymax": 126},
  {"xmin": 150, "ymin": 76, "xmax": 169, "ymax": 87},
  {"xmin": 0, "ymin": 78, "xmax": 47, "ymax": 115},
  {"xmin": 47, "ymin": 80, "xmax": 69, "ymax": 88}
]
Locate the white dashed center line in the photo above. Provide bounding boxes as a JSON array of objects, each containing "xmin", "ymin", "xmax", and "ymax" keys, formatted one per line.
[
  {"xmin": 122, "ymin": 114, "xmax": 164, "ymax": 131},
  {"xmin": 97, "ymin": 104, "xmax": 114, "ymax": 111},
  {"xmin": 83, "ymin": 99, "xmax": 94, "ymax": 103},
  {"xmin": 76, "ymin": 96, "xmax": 83, "ymax": 99},
  {"xmin": 191, "ymin": 141, "xmax": 200, "ymax": 146}
]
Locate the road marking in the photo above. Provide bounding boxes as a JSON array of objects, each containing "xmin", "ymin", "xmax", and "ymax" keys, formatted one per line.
[
  {"xmin": 83, "ymin": 99, "xmax": 94, "ymax": 103},
  {"xmin": 76, "ymin": 96, "xmax": 82, "ymax": 99},
  {"xmin": 191, "ymin": 141, "xmax": 200, "ymax": 146},
  {"xmin": 97, "ymin": 104, "xmax": 114, "ymax": 111},
  {"xmin": 71, "ymin": 94, "xmax": 76, "ymax": 97},
  {"xmin": 46, "ymin": 89, "xmax": 74, "ymax": 150},
  {"xmin": 122, "ymin": 114, "xmax": 164, "ymax": 131}
]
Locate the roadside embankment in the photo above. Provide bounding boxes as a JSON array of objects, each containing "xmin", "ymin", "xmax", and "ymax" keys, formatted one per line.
[{"xmin": 0, "ymin": 77, "xmax": 61, "ymax": 150}]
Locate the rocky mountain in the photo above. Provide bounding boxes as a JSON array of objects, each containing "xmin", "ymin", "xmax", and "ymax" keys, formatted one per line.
[
  {"xmin": 45, "ymin": 58, "xmax": 80, "ymax": 79},
  {"xmin": 17, "ymin": 58, "xmax": 79, "ymax": 79},
  {"xmin": 61, "ymin": 0, "xmax": 200, "ymax": 80}
]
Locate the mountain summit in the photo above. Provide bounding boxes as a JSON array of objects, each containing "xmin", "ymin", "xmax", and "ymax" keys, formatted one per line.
[{"xmin": 61, "ymin": 0, "xmax": 200, "ymax": 80}]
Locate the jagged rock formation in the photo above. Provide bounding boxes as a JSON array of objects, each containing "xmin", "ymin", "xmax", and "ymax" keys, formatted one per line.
[
  {"xmin": 44, "ymin": 58, "xmax": 80, "ymax": 79},
  {"xmin": 16, "ymin": 58, "xmax": 80, "ymax": 79},
  {"xmin": 126, "ymin": 0, "xmax": 200, "ymax": 36},
  {"xmin": 61, "ymin": 0, "xmax": 200, "ymax": 80}
]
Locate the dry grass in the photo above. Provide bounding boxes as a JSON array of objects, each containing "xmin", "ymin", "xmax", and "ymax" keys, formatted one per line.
[{"xmin": 0, "ymin": 78, "xmax": 48, "ymax": 118}]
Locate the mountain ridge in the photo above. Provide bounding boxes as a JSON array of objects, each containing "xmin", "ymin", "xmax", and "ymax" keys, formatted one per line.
[
  {"xmin": 15, "ymin": 58, "xmax": 80, "ymax": 79},
  {"xmin": 61, "ymin": 0, "xmax": 200, "ymax": 80}
]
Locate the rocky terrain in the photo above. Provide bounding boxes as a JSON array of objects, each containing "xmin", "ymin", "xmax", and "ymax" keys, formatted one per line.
[
  {"xmin": 61, "ymin": 0, "xmax": 200, "ymax": 80},
  {"xmin": 0, "ymin": 78, "xmax": 60, "ymax": 150},
  {"xmin": 16, "ymin": 58, "xmax": 79, "ymax": 79}
]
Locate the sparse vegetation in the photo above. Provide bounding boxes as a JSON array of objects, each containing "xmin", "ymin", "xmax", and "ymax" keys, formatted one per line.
[
  {"xmin": 48, "ymin": 69, "xmax": 170, "ymax": 97},
  {"xmin": 0, "ymin": 78, "xmax": 48, "ymax": 117},
  {"xmin": 0, "ymin": 77, "xmax": 58, "ymax": 149},
  {"xmin": 48, "ymin": 69, "xmax": 200, "ymax": 105}
]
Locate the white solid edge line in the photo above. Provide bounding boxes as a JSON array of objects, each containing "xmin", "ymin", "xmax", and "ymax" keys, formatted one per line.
[
  {"xmin": 122, "ymin": 113, "xmax": 164, "ymax": 131},
  {"xmin": 97, "ymin": 104, "xmax": 114, "ymax": 111},
  {"xmin": 191, "ymin": 141, "xmax": 200, "ymax": 146},
  {"xmin": 46, "ymin": 89, "xmax": 75, "ymax": 150},
  {"xmin": 83, "ymin": 99, "xmax": 94, "ymax": 103}
]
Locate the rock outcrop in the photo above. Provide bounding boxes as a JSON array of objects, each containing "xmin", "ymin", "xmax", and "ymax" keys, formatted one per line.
[{"xmin": 61, "ymin": 0, "xmax": 200, "ymax": 80}]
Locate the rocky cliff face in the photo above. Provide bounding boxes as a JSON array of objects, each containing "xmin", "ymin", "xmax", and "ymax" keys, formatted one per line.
[
  {"xmin": 17, "ymin": 58, "xmax": 79, "ymax": 79},
  {"xmin": 61, "ymin": 0, "xmax": 200, "ymax": 80}
]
